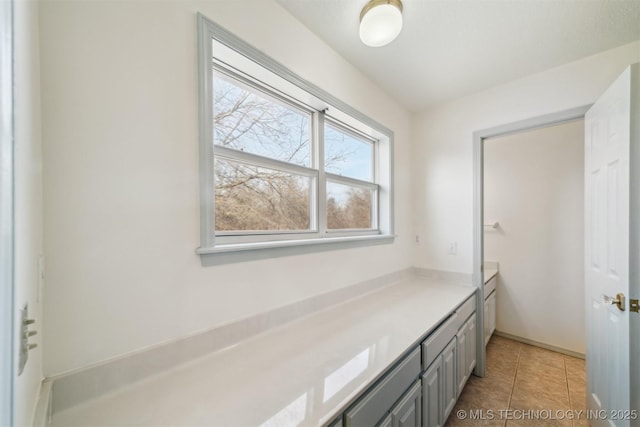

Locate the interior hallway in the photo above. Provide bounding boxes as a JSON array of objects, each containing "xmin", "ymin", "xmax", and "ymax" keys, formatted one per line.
[{"xmin": 446, "ymin": 336, "xmax": 587, "ymax": 427}]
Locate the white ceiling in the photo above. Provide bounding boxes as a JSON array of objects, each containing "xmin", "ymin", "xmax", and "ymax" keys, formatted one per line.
[{"xmin": 276, "ymin": 0, "xmax": 640, "ymax": 112}]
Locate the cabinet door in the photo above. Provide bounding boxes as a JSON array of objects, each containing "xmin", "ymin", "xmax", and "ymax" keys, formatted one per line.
[
  {"xmin": 344, "ymin": 348, "xmax": 421, "ymax": 427},
  {"xmin": 379, "ymin": 414, "xmax": 393, "ymax": 427},
  {"xmin": 391, "ymin": 381, "xmax": 421, "ymax": 427},
  {"xmin": 488, "ymin": 292, "xmax": 496, "ymax": 338},
  {"xmin": 465, "ymin": 315, "xmax": 477, "ymax": 378},
  {"xmin": 457, "ymin": 315, "xmax": 478, "ymax": 397},
  {"xmin": 441, "ymin": 338, "xmax": 457, "ymax": 422},
  {"xmin": 421, "ymin": 356, "xmax": 442, "ymax": 427},
  {"xmin": 456, "ymin": 320, "xmax": 468, "ymax": 395},
  {"xmin": 484, "ymin": 297, "xmax": 491, "ymax": 346}
]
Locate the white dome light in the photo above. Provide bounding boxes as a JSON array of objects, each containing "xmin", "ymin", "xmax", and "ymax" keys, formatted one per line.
[{"xmin": 359, "ymin": 0, "xmax": 403, "ymax": 47}]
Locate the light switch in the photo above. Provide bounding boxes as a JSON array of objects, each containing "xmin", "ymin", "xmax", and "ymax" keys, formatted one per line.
[{"xmin": 448, "ymin": 241, "xmax": 457, "ymax": 255}]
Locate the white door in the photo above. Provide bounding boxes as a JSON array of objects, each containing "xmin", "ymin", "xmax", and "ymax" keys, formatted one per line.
[{"xmin": 585, "ymin": 64, "xmax": 638, "ymax": 427}]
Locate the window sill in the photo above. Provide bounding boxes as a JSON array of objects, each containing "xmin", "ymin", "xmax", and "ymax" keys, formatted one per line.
[{"xmin": 197, "ymin": 234, "xmax": 396, "ymax": 266}]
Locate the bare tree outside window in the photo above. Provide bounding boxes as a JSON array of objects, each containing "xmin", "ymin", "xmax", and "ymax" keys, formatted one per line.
[
  {"xmin": 326, "ymin": 182, "xmax": 372, "ymax": 230},
  {"xmin": 325, "ymin": 123, "xmax": 375, "ymax": 230},
  {"xmin": 213, "ymin": 72, "xmax": 375, "ymax": 233},
  {"xmin": 215, "ymin": 158, "xmax": 311, "ymax": 231}
]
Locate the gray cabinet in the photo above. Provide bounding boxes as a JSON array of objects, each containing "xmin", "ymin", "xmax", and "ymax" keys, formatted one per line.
[
  {"xmin": 335, "ymin": 294, "xmax": 478, "ymax": 427},
  {"xmin": 352, "ymin": 378, "xmax": 422, "ymax": 427},
  {"xmin": 456, "ymin": 319, "xmax": 468, "ymax": 393},
  {"xmin": 344, "ymin": 348, "xmax": 421, "ymax": 427},
  {"xmin": 379, "ymin": 414, "xmax": 393, "ymax": 427},
  {"xmin": 484, "ymin": 291, "xmax": 496, "ymax": 346},
  {"xmin": 421, "ymin": 295, "xmax": 478, "ymax": 427},
  {"xmin": 484, "ymin": 276, "xmax": 497, "ymax": 346},
  {"xmin": 368, "ymin": 380, "xmax": 422, "ymax": 427},
  {"xmin": 391, "ymin": 381, "xmax": 422, "ymax": 427},
  {"xmin": 441, "ymin": 338, "xmax": 457, "ymax": 422},
  {"xmin": 466, "ymin": 316, "xmax": 477, "ymax": 377},
  {"xmin": 456, "ymin": 314, "xmax": 477, "ymax": 397},
  {"xmin": 421, "ymin": 355, "xmax": 442, "ymax": 427},
  {"xmin": 421, "ymin": 337, "xmax": 457, "ymax": 427},
  {"xmin": 422, "ymin": 314, "xmax": 458, "ymax": 369}
]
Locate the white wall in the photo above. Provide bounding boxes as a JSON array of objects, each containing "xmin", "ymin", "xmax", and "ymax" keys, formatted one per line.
[
  {"xmin": 39, "ymin": 0, "xmax": 413, "ymax": 376},
  {"xmin": 413, "ymin": 41, "xmax": 640, "ymax": 274},
  {"xmin": 484, "ymin": 121, "xmax": 585, "ymax": 354},
  {"xmin": 14, "ymin": 0, "xmax": 44, "ymax": 425}
]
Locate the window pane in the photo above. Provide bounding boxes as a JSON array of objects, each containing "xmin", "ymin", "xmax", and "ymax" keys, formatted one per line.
[
  {"xmin": 326, "ymin": 182, "xmax": 373, "ymax": 230},
  {"xmin": 324, "ymin": 123, "xmax": 373, "ymax": 182},
  {"xmin": 213, "ymin": 72, "xmax": 312, "ymax": 167},
  {"xmin": 215, "ymin": 158, "xmax": 312, "ymax": 232}
]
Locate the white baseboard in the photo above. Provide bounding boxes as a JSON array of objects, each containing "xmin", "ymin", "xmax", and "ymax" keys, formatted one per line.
[{"xmin": 493, "ymin": 330, "xmax": 585, "ymax": 359}]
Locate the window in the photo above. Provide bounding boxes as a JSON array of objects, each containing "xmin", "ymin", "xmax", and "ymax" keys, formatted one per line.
[{"xmin": 197, "ymin": 14, "xmax": 394, "ymax": 260}]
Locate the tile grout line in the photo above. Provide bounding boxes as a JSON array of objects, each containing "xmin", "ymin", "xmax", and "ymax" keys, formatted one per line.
[
  {"xmin": 563, "ymin": 356, "xmax": 575, "ymax": 427},
  {"xmin": 504, "ymin": 342, "xmax": 522, "ymax": 427}
]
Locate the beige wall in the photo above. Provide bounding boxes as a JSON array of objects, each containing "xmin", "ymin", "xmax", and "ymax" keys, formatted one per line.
[
  {"xmin": 412, "ymin": 41, "xmax": 640, "ymax": 274},
  {"xmin": 14, "ymin": 0, "xmax": 44, "ymax": 425},
  {"xmin": 39, "ymin": 0, "xmax": 414, "ymax": 377},
  {"xmin": 484, "ymin": 120, "xmax": 585, "ymax": 354}
]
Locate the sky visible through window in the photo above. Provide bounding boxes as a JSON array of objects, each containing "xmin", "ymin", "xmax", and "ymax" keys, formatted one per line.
[
  {"xmin": 213, "ymin": 73, "xmax": 311, "ymax": 167},
  {"xmin": 325, "ymin": 123, "xmax": 373, "ymax": 182},
  {"xmin": 213, "ymin": 72, "xmax": 375, "ymax": 231}
]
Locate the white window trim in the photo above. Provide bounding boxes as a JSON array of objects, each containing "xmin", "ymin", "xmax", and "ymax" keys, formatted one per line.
[{"xmin": 196, "ymin": 13, "xmax": 395, "ymax": 264}]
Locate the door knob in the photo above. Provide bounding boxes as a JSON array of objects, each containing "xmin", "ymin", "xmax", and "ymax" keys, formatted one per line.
[{"xmin": 603, "ymin": 293, "xmax": 626, "ymax": 311}]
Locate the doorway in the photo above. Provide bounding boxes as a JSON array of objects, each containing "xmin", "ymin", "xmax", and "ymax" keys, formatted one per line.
[
  {"xmin": 483, "ymin": 118, "xmax": 585, "ymax": 355},
  {"xmin": 472, "ymin": 105, "xmax": 590, "ymax": 376}
]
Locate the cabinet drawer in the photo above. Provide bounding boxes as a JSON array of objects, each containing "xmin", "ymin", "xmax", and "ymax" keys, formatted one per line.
[
  {"xmin": 485, "ymin": 276, "xmax": 496, "ymax": 296},
  {"xmin": 422, "ymin": 313, "xmax": 458, "ymax": 369},
  {"xmin": 456, "ymin": 295, "xmax": 476, "ymax": 323},
  {"xmin": 344, "ymin": 347, "xmax": 421, "ymax": 427}
]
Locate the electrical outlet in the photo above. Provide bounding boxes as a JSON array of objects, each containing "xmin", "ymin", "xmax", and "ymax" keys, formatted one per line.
[
  {"xmin": 415, "ymin": 235, "xmax": 420, "ymax": 244},
  {"xmin": 448, "ymin": 241, "xmax": 457, "ymax": 255}
]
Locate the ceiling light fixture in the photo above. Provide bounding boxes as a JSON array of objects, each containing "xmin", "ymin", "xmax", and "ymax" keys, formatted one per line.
[{"xmin": 359, "ymin": 0, "xmax": 403, "ymax": 47}]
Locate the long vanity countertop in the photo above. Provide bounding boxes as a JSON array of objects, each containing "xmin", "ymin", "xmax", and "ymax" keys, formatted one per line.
[
  {"xmin": 52, "ymin": 278, "xmax": 475, "ymax": 427},
  {"xmin": 484, "ymin": 268, "xmax": 498, "ymax": 284}
]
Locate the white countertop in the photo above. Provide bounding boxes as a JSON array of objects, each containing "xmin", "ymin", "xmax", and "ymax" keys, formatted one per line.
[
  {"xmin": 484, "ymin": 268, "xmax": 498, "ymax": 284},
  {"xmin": 52, "ymin": 278, "xmax": 475, "ymax": 427}
]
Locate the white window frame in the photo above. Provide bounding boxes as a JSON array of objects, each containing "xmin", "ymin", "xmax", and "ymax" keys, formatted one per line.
[{"xmin": 196, "ymin": 14, "xmax": 394, "ymax": 264}]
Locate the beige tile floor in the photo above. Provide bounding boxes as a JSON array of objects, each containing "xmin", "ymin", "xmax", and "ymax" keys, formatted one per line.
[{"xmin": 446, "ymin": 335, "xmax": 587, "ymax": 427}]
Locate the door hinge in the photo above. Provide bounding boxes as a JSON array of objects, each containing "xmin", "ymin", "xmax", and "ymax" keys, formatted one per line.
[{"xmin": 630, "ymin": 298, "xmax": 639, "ymax": 313}]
